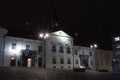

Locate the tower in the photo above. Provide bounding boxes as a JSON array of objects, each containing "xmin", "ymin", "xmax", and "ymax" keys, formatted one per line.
[{"xmin": 50, "ymin": 4, "xmax": 63, "ymax": 32}]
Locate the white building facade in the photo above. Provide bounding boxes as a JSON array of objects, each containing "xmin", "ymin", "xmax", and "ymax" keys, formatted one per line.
[{"xmin": 0, "ymin": 27, "xmax": 113, "ymax": 71}]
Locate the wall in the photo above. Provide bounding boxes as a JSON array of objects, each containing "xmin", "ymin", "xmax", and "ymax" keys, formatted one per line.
[
  {"xmin": 46, "ymin": 30, "xmax": 73, "ymax": 69},
  {"xmin": 73, "ymin": 46, "xmax": 96, "ymax": 70},
  {"xmin": 95, "ymin": 49, "xmax": 113, "ymax": 71},
  {"xmin": 3, "ymin": 36, "xmax": 42, "ymax": 67}
]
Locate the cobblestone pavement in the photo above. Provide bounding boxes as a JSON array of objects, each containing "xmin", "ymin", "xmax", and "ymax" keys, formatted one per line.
[{"xmin": 0, "ymin": 67, "xmax": 120, "ymax": 80}]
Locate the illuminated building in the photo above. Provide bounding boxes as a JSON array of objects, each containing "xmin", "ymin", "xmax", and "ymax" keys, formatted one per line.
[
  {"xmin": 112, "ymin": 36, "xmax": 120, "ymax": 72},
  {"xmin": 0, "ymin": 27, "xmax": 113, "ymax": 71}
]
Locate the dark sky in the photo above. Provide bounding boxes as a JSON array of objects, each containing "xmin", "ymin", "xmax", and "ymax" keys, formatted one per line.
[{"xmin": 0, "ymin": 0, "xmax": 120, "ymax": 50}]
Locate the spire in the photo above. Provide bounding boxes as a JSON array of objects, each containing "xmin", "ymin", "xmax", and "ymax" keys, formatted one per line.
[{"xmin": 50, "ymin": 2, "xmax": 63, "ymax": 32}]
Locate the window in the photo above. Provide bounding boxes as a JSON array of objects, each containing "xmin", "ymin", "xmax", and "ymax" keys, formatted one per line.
[
  {"xmin": 82, "ymin": 51, "xmax": 84, "ymax": 53},
  {"xmin": 52, "ymin": 58, "xmax": 56, "ymax": 64},
  {"xmin": 61, "ymin": 66, "xmax": 63, "ymax": 68},
  {"xmin": 90, "ymin": 51, "xmax": 92, "ymax": 56},
  {"xmin": 26, "ymin": 45, "xmax": 30, "ymax": 50},
  {"xmin": 53, "ymin": 66, "xmax": 56, "ymax": 68},
  {"xmin": 75, "ymin": 50, "xmax": 78, "ymax": 55},
  {"xmin": 38, "ymin": 45, "xmax": 42, "ymax": 52},
  {"xmin": 12, "ymin": 43, "xmax": 16, "ymax": 49},
  {"xmin": 67, "ymin": 58, "xmax": 71, "ymax": 64},
  {"xmin": 67, "ymin": 47, "xmax": 71, "ymax": 54},
  {"xmin": 68, "ymin": 66, "xmax": 71, "ymax": 68},
  {"xmin": 116, "ymin": 44, "xmax": 120, "ymax": 49},
  {"xmin": 60, "ymin": 58, "xmax": 64, "ymax": 64},
  {"xmin": 91, "ymin": 61, "xmax": 94, "ymax": 65},
  {"xmin": 52, "ymin": 45, "xmax": 56, "ymax": 52},
  {"xmin": 59, "ymin": 46, "xmax": 64, "ymax": 53},
  {"xmin": 76, "ymin": 60, "xmax": 78, "ymax": 64},
  {"xmin": 115, "ymin": 37, "xmax": 120, "ymax": 42}
]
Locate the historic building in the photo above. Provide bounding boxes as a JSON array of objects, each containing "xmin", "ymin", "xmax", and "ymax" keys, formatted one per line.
[
  {"xmin": 95, "ymin": 49, "xmax": 113, "ymax": 71},
  {"xmin": 0, "ymin": 27, "xmax": 113, "ymax": 71},
  {"xmin": 112, "ymin": 36, "xmax": 120, "ymax": 72}
]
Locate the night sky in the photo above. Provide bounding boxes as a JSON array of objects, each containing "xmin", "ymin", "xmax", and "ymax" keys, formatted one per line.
[{"xmin": 0, "ymin": 0, "xmax": 120, "ymax": 50}]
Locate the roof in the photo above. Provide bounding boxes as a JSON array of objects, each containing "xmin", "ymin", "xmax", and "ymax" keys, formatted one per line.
[{"xmin": 50, "ymin": 30, "xmax": 73, "ymax": 38}]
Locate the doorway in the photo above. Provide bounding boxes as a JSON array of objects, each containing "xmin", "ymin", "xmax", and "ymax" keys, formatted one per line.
[
  {"xmin": 10, "ymin": 56, "xmax": 16, "ymax": 66},
  {"xmin": 38, "ymin": 57, "xmax": 42, "ymax": 67}
]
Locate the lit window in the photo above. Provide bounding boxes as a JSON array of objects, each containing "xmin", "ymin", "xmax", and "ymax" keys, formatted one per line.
[
  {"xmin": 12, "ymin": 43, "xmax": 16, "ymax": 49},
  {"xmin": 115, "ymin": 37, "xmax": 120, "ymax": 42}
]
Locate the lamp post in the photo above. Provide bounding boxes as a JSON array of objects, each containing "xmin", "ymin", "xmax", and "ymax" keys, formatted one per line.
[
  {"xmin": 39, "ymin": 33, "xmax": 49, "ymax": 69},
  {"xmin": 90, "ymin": 44, "xmax": 98, "ymax": 71}
]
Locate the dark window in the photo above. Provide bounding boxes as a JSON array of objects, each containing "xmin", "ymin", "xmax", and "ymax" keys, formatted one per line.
[
  {"xmin": 12, "ymin": 43, "xmax": 16, "ymax": 49},
  {"xmin": 52, "ymin": 58, "xmax": 56, "ymax": 64},
  {"xmin": 75, "ymin": 50, "xmax": 78, "ymax": 55},
  {"xmin": 61, "ymin": 66, "xmax": 63, "ymax": 68},
  {"xmin": 38, "ymin": 45, "xmax": 42, "ymax": 52},
  {"xmin": 53, "ymin": 66, "xmax": 56, "ymax": 68},
  {"xmin": 76, "ymin": 60, "xmax": 78, "ymax": 64},
  {"xmin": 59, "ymin": 46, "xmax": 64, "ymax": 53},
  {"xmin": 67, "ymin": 58, "xmax": 71, "ymax": 64},
  {"xmin": 91, "ymin": 61, "xmax": 94, "ymax": 65},
  {"xmin": 106, "ymin": 62, "xmax": 108, "ymax": 66},
  {"xmin": 90, "ymin": 51, "xmax": 92, "ymax": 56},
  {"xmin": 26, "ymin": 45, "xmax": 30, "ymax": 50},
  {"xmin": 52, "ymin": 45, "xmax": 56, "ymax": 52},
  {"xmin": 67, "ymin": 47, "xmax": 71, "ymax": 54},
  {"xmin": 82, "ymin": 51, "xmax": 84, "ymax": 53},
  {"xmin": 60, "ymin": 58, "xmax": 64, "ymax": 64},
  {"xmin": 68, "ymin": 66, "xmax": 71, "ymax": 68}
]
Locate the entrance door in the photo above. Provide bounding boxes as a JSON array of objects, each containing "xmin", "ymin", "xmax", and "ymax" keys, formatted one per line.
[
  {"xmin": 22, "ymin": 53, "xmax": 28, "ymax": 67},
  {"xmin": 38, "ymin": 58, "xmax": 42, "ymax": 67},
  {"xmin": 27, "ymin": 58, "xmax": 32, "ymax": 67},
  {"xmin": 10, "ymin": 57, "xmax": 16, "ymax": 66}
]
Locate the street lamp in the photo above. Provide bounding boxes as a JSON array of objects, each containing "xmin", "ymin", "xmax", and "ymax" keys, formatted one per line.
[
  {"xmin": 39, "ymin": 33, "xmax": 49, "ymax": 69},
  {"xmin": 39, "ymin": 33, "xmax": 49, "ymax": 39},
  {"xmin": 90, "ymin": 44, "xmax": 98, "ymax": 48},
  {"xmin": 90, "ymin": 44, "xmax": 98, "ymax": 71}
]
